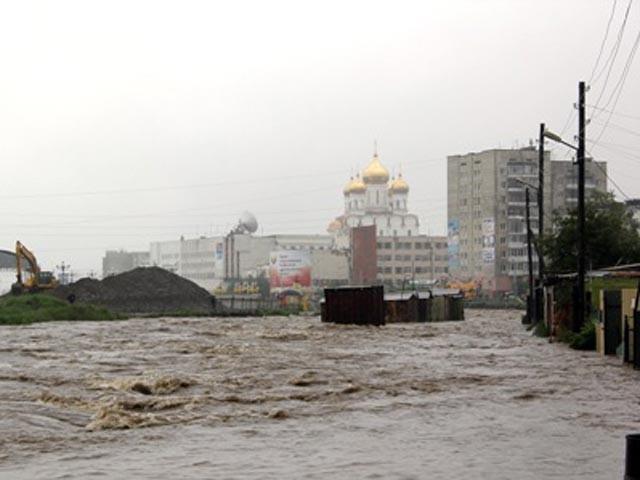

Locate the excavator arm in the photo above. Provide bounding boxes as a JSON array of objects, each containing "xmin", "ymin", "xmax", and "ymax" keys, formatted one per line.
[{"xmin": 16, "ymin": 241, "xmax": 40, "ymax": 285}]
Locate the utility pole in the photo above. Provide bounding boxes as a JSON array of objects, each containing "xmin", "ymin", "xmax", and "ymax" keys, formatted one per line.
[
  {"xmin": 576, "ymin": 81, "xmax": 587, "ymax": 332},
  {"xmin": 526, "ymin": 187, "xmax": 535, "ymax": 323},
  {"xmin": 536, "ymin": 122, "xmax": 545, "ymax": 324},
  {"xmin": 56, "ymin": 261, "xmax": 71, "ymax": 285}
]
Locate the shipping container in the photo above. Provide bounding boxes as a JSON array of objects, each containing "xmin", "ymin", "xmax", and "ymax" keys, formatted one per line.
[{"xmin": 323, "ymin": 285, "xmax": 385, "ymax": 325}]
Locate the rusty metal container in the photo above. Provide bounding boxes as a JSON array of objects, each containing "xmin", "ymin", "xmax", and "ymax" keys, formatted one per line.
[
  {"xmin": 323, "ymin": 286, "xmax": 385, "ymax": 325},
  {"xmin": 384, "ymin": 293, "xmax": 420, "ymax": 323}
]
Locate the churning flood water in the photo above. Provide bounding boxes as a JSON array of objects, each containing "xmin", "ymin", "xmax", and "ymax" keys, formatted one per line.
[{"xmin": 0, "ymin": 309, "xmax": 638, "ymax": 479}]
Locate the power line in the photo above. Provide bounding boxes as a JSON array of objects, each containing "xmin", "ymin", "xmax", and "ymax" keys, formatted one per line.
[
  {"xmin": 559, "ymin": 106, "xmax": 577, "ymax": 137},
  {"xmin": 0, "ymin": 156, "xmax": 446, "ymax": 200},
  {"xmin": 586, "ymin": 148, "xmax": 632, "ymax": 200},
  {"xmin": 591, "ymin": 0, "xmax": 634, "ymax": 105},
  {"xmin": 591, "ymin": 117, "xmax": 640, "ymax": 137},
  {"xmin": 589, "ymin": 0, "xmax": 619, "ymax": 86},
  {"xmin": 596, "ymin": 22, "xmax": 640, "ymax": 116},
  {"xmin": 587, "ymin": 103, "xmax": 640, "ymax": 121},
  {"xmin": 590, "ymin": 22, "xmax": 640, "ymax": 147},
  {"xmin": 589, "ymin": 138, "xmax": 640, "ymax": 155}
]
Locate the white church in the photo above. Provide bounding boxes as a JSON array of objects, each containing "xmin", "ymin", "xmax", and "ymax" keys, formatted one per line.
[{"xmin": 328, "ymin": 149, "xmax": 420, "ymax": 243}]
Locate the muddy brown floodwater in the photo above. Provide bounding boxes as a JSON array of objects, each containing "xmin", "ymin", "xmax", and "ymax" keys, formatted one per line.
[{"xmin": 0, "ymin": 309, "xmax": 639, "ymax": 479}]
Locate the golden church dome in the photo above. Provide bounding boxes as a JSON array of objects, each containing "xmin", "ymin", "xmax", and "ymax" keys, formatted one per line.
[
  {"xmin": 343, "ymin": 174, "xmax": 366, "ymax": 195},
  {"xmin": 362, "ymin": 154, "xmax": 390, "ymax": 184},
  {"xmin": 327, "ymin": 218, "xmax": 343, "ymax": 233},
  {"xmin": 389, "ymin": 173, "xmax": 409, "ymax": 194}
]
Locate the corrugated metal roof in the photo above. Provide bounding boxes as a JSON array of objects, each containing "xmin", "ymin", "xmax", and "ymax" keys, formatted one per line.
[{"xmin": 384, "ymin": 292, "xmax": 418, "ymax": 301}]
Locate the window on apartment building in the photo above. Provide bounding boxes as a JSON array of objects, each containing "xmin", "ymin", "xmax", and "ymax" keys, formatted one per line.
[
  {"xmin": 385, "ymin": 242, "xmax": 391, "ymax": 249},
  {"xmin": 403, "ymin": 255, "xmax": 411, "ymax": 261},
  {"xmin": 384, "ymin": 267, "xmax": 392, "ymax": 274},
  {"xmin": 407, "ymin": 230, "xmax": 412, "ymax": 236},
  {"xmin": 395, "ymin": 255, "xmax": 403, "ymax": 261},
  {"xmin": 395, "ymin": 267, "xmax": 402, "ymax": 274}
]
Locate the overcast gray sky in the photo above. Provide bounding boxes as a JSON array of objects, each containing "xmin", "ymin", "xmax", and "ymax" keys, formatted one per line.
[{"xmin": 1, "ymin": 0, "xmax": 639, "ymax": 275}]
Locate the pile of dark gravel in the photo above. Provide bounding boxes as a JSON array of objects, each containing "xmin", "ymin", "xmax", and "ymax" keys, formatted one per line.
[{"xmin": 52, "ymin": 267, "xmax": 216, "ymax": 314}]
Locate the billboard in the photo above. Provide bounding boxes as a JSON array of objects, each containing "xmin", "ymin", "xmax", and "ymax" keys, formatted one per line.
[
  {"xmin": 268, "ymin": 250, "xmax": 311, "ymax": 288},
  {"xmin": 448, "ymin": 219, "xmax": 460, "ymax": 268},
  {"xmin": 482, "ymin": 218, "xmax": 495, "ymax": 265}
]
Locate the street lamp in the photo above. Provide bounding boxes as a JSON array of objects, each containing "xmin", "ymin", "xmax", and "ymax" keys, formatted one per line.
[
  {"xmin": 540, "ymin": 81, "xmax": 587, "ymax": 332},
  {"xmin": 542, "ymin": 129, "xmax": 577, "ymax": 151},
  {"xmin": 512, "ymin": 178, "xmax": 537, "ymax": 323}
]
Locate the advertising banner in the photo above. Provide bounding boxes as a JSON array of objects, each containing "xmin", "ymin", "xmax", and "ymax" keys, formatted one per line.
[
  {"xmin": 447, "ymin": 219, "xmax": 460, "ymax": 268},
  {"xmin": 482, "ymin": 218, "xmax": 495, "ymax": 265},
  {"xmin": 268, "ymin": 250, "xmax": 312, "ymax": 288}
]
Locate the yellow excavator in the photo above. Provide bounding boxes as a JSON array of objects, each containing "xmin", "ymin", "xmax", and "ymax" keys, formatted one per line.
[
  {"xmin": 447, "ymin": 280, "xmax": 478, "ymax": 300},
  {"xmin": 11, "ymin": 241, "xmax": 58, "ymax": 295}
]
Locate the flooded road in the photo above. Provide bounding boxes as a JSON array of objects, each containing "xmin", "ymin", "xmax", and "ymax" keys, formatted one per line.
[{"xmin": 0, "ymin": 309, "xmax": 638, "ymax": 479}]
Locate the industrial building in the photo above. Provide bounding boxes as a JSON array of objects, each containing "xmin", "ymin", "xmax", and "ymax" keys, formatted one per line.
[
  {"xmin": 447, "ymin": 146, "xmax": 607, "ymax": 293},
  {"xmin": 149, "ymin": 236, "xmax": 225, "ymax": 292},
  {"xmin": 102, "ymin": 250, "xmax": 150, "ymax": 278},
  {"xmin": 376, "ymin": 235, "xmax": 448, "ymax": 285},
  {"xmin": 223, "ymin": 233, "xmax": 348, "ymax": 286}
]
